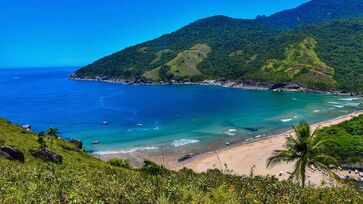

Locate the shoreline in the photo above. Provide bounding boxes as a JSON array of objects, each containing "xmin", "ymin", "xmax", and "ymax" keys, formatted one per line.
[
  {"xmin": 95, "ymin": 111, "xmax": 363, "ymax": 165},
  {"xmin": 69, "ymin": 76, "xmax": 361, "ymax": 96},
  {"xmin": 177, "ymin": 111, "xmax": 363, "ymax": 186}
]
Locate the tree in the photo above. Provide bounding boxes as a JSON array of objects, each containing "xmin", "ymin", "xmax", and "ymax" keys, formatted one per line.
[
  {"xmin": 46, "ymin": 128, "xmax": 59, "ymax": 148},
  {"xmin": 37, "ymin": 131, "xmax": 46, "ymax": 149},
  {"xmin": 267, "ymin": 121, "xmax": 339, "ymax": 187}
]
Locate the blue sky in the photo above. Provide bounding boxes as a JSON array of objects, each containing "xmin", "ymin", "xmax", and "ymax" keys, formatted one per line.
[{"xmin": 0, "ymin": 0, "xmax": 309, "ymax": 68}]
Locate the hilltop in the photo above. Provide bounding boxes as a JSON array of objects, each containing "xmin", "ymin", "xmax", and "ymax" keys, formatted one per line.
[{"xmin": 71, "ymin": 0, "xmax": 363, "ymax": 93}]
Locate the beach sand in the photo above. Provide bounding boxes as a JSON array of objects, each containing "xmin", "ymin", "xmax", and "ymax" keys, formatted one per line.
[{"xmin": 177, "ymin": 111, "xmax": 363, "ymax": 186}]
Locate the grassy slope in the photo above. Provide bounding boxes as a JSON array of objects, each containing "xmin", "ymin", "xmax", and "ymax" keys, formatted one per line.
[
  {"xmin": 143, "ymin": 43, "xmax": 211, "ymax": 81},
  {"xmin": 0, "ymin": 118, "xmax": 362, "ymax": 203},
  {"xmin": 260, "ymin": 37, "xmax": 337, "ymax": 89},
  {"xmin": 317, "ymin": 115, "xmax": 363, "ymax": 165}
]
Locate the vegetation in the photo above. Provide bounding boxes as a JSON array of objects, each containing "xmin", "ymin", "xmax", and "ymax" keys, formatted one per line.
[
  {"xmin": 258, "ymin": 0, "xmax": 363, "ymax": 30},
  {"xmin": 1, "ymin": 118, "xmax": 362, "ymax": 203},
  {"xmin": 261, "ymin": 37, "xmax": 337, "ymax": 90},
  {"xmin": 267, "ymin": 121, "xmax": 339, "ymax": 187},
  {"xmin": 72, "ymin": 0, "xmax": 363, "ymax": 92},
  {"xmin": 316, "ymin": 115, "xmax": 363, "ymax": 165}
]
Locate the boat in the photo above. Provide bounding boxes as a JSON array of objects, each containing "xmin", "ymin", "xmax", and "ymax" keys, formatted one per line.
[
  {"xmin": 92, "ymin": 141, "xmax": 100, "ymax": 144},
  {"xmin": 103, "ymin": 121, "xmax": 109, "ymax": 125},
  {"xmin": 137, "ymin": 123, "xmax": 144, "ymax": 127}
]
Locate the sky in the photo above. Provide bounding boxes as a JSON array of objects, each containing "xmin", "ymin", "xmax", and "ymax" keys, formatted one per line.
[{"xmin": 0, "ymin": 0, "xmax": 309, "ymax": 68}]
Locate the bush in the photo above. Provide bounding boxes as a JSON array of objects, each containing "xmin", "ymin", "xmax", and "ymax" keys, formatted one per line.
[
  {"xmin": 141, "ymin": 160, "xmax": 169, "ymax": 176},
  {"xmin": 107, "ymin": 158, "xmax": 132, "ymax": 169}
]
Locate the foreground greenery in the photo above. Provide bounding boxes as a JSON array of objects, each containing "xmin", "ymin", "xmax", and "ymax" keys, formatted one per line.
[
  {"xmin": 0, "ymin": 118, "xmax": 362, "ymax": 203},
  {"xmin": 73, "ymin": 0, "xmax": 363, "ymax": 92},
  {"xmin": 268, "ymin": 121, "xmax": 339, "ymax": 187}
]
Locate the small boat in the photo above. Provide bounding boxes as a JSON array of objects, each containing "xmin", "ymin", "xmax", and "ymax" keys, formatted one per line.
[
  {"xmin": 137, "ymin": 123, "xmax": 144, "ymax": 127},
  {"xmin": 103, "ymin": 121, "xmax": 109, "ymax": 125},
  {"xmin": 225, "ymin": 141, "xmax": 231, "ymax": 146},
  {"xmin": 92, "ymin": 141, "xmax": 100, "ymax": 144}
]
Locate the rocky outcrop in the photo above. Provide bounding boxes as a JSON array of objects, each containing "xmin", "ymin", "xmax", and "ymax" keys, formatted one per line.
[
  {"xmin": 70, "ymin": 139, "xmax": 83, "ymax": 149},
  {"xmin": 0, "ymin": 146, "xmax": 25, "ymax": 162},
  {"xmin": 22, "ymin": 124, "xmax": 32, "ymax": 131},
  {"xmin": 31, "ymin": 148, "xmax": 62, "ymax": 164}
]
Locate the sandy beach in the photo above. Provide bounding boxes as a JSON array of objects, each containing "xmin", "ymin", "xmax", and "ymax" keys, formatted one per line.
[{"xmin": 177, "ymin": 111, "xmax": 363, "ymax": 186}]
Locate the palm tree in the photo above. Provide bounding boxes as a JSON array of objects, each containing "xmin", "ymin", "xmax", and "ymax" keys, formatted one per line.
[
  {"xmin": 46, "ymin": 128, "xmax": 59, "ymax": 148},
  {"xmin": 267, "ymin": 121, "xmax": 339, "ymax": 187}
]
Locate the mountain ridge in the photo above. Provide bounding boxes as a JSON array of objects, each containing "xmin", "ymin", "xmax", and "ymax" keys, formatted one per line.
[{"xmin": 71, "ymin": 0, "xmax": 363, "ymax": 93}]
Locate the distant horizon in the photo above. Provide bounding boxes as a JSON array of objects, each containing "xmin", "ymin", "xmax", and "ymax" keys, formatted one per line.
[{"xmin": 0, "ymin": 0, "xmax": 309, "ymax": 68}]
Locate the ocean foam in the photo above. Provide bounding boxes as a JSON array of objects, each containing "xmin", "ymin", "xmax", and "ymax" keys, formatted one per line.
[
  {"xmin": 313, "ymin": 109, "xmax": 320, "ymax": 113},
  {"xmin": 344, "ymin": 102, "xmax": 360, "ymax": 107},
  {"xmin": 224, "ymin": 129, "xmax": 237, "ymax": 136},
  {"xmin": 332, "ymin": 105, "xmax": 344, "ymax": 108},
  {"xmin": 281, "ymin": 119, "xmax": 292, "ymax": 122},
  {"xmin": 93, "ymin": 146, "xmax": 158, "ymax": 155},
  {"xmin": 328, "ymin": 101, "xmax": 340, "ymax": 104},
  {"xmin": 171, "ymin": 139, "xmax": 200, "ymax": 147},
  {"xmin": 280, "ymin": 117, "xmax": 295, "ymax": 122},
  {"xmin": 339, "ymin": 98, "xmax": 359, "ymax": 101}
]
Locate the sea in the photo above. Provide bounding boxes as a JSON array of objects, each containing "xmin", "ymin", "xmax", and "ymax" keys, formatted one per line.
[{"xmin": 1, "ymin": 67, "xmax": 362, "ymax": 161}]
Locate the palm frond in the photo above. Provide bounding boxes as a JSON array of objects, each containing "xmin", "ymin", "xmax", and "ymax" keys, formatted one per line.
[
  {"xmin": 266, "ymin": 149, "xmax": 298, "ymax": 168},
  {"xmin": 315, "ymin": 154, "xmax": 339, "ymax": 167},
  {"xmin": 314, "ymin": 161, "xmax": 340, "ymax": 181},
  {"xmin": 311, "ymin": 138, "xmax": 338, "ymax": 151}
]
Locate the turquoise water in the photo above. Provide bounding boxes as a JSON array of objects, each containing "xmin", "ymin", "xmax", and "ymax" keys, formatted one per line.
[{"xmin": 1, "ymin": 68, "xmax": 362, "ymax": 156}]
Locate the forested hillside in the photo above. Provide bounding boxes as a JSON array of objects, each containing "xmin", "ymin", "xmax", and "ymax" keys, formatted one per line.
[{"xmin": 71, "ymin": 0, "xmax": 363, "ymax": 92}]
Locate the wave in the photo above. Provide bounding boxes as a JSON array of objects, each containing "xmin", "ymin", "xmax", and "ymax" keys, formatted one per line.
[
  {"xmin": 280, "ymin": 116, "xmax": 298, "ymax": 122},
  {"xmin": 344, "ymin": 102, "xmax": 360, "ymax": 107},
  {"xmin": 332, "ymin": 105, "xmax": 344, "ymax": 108},
  {"xmin": 339, "ymin": 98, "xmax": 359, "ymax": 101},
  {"xmin": 224, "ymin": 129, "xmax": 237, "ymax": 136},
  {"xmin": 12, "ymin": 76, "xmax": 21, "ymax": 80},
  {"xmin": 171, "ymin": 139, "xmax": 200, "ymax": 147},
  {"xmin": 93, "ymin": 146, "xmax": 158, "ymax": 155},
  {"xmin": 328, "ymin": 101, "xmax": 340, "ymax": 104},
  {"xmin": 281, "ymin": 118, "xmax": 292, "ymax": 122}
]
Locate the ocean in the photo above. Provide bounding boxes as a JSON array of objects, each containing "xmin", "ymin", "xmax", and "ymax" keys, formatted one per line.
[{"xmin": 1, "ymin": 67, "xmax": 362, "ymax": 159}]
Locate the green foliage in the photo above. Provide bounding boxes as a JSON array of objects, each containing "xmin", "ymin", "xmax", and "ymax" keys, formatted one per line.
[
  {"xmin": 316, "ymin": 115, "xmax": 363, "ymax": 164},
  {"xmin": 261, "ymin": 37, "xmax": 337, "ymax": 89},
  {"xmin": 141, "ymin": 160, "xmax": 169, "ymax": 176},
  {"xmin": 258, "ymin": 0, "xmax": 363, "ymax": 30},
  {"xmin": 72, "ymin": 1, "xmax": 363, "ymax": 92},
  {"xmin": 1, "ymin": 118, "xmax": 362, "ymax": 203},
  {"xmin": 267, "ymin": 121, "xmax": 339, "ymax": 187},
  {"xmin": 107, "ymin": 158, "xmax": 132, "ymax": 169}
]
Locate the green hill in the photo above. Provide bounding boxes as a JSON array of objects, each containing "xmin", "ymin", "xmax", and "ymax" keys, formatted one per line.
[
  {"xmin": 1, "ymin": 118, "xmax": 363, "ymax": 203},
  {"xmin": 71, "ymin": 0, "xmax": 363, "ymax": 92},
  {"xmin": 258, "ymin": 0, "xmax": 363, "ymax": 30}
]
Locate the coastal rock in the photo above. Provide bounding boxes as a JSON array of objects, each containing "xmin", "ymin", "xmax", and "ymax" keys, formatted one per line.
[
  {"xmin": 30, "ymin": 148, "xmax": 62, "ymax": 164},
  {"xmin": 70, "ymin": 139, "xmax": 83, "ymax": 149},
  {"xmin": 22, "ymin": 124, "xmax": 32, "ymax": 131},
  {"xmin": 0, "ymin": 146, "xmax": 25, "ymax": 162},
  {"xmin": 270, "ymin": 83, "xmax": 288, "ymax": 90}
]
